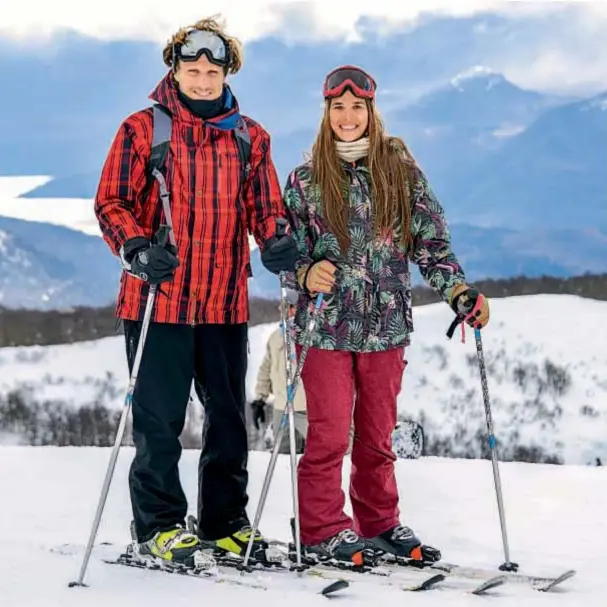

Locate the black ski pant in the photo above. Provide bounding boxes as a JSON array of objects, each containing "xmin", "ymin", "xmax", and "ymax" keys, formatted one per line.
[{"xmin": 123, "ymin": 320, "xmax": 249, "ymax": 543}]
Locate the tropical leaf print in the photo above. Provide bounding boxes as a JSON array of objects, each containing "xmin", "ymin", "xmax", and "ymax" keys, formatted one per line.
[{"xmin": 282, "ymin": 160, "xmax": 466, "ymax": 352}]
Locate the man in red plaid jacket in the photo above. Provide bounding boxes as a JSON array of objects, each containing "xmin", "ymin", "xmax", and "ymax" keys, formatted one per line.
[{"xmin": 94, "ymin": 17, "xmax": 297, "ymax": 567}]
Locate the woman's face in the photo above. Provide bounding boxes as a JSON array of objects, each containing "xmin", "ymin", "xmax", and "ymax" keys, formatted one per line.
[{"xmin": 328, "ymin": 89, "xmax": 369, "ymax": 142}]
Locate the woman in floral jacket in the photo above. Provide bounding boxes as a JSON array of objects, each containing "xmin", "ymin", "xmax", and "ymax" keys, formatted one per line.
[{"xmin": 283, "ymin": 65, "xmax": 490, "ymax": 566}]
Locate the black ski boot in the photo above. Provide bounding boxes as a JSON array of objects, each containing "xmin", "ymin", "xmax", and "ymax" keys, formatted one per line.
[
  {"xmin": 365, "ymin": 524, "xmax": 441, "ymax": 564},
  {"xmin": 289, "ymin": 518, "xmax": 377, "ymax": 568}
]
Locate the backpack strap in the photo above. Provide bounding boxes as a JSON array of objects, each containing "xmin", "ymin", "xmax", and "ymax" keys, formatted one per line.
[
  {"xmin": 145, "ymin": 104, "xmax": 176, "ymax": 245},
  {"xmin": 150, "ymin": 104, "xmax": 172, "ymax": 172},
  {"xmin": 140, "ymin": 104, "xmax": 172, "ymax": 202},
  {"xmin": 234, "ymin": 116, "xmax": 251, "ymax": 185}
]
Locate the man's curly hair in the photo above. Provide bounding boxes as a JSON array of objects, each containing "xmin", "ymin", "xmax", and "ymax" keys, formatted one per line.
[{"xmin": 162, "ymin": 15, "xmax": 243, "ymax": 75}]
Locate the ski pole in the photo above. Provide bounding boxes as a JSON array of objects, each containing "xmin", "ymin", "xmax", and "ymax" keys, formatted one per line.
[
  {"xmin": 446, "ymin": 289, "xmax": 518, "ymax": 573},
  {"xmin": 69, "ymin": 281, "xmax": 158, "ymax": 588},
  {"xmin": 472, "ymin": 327, "xmax": 518, "ymax": 573},
  {"xmin": 70, "ymin": 172, "xmax": 177, "ymax": 588},
  {"xmin": 242, "ymin": 290, "xmax": 323, "ymax": 571},
  {"xmin": 279, "ymin": 275, "xmax": 302, "ymax": 570}
]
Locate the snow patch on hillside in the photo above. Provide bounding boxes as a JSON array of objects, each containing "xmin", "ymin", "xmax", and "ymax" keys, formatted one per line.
[{"xmin": 1, "ymin": 295, "xmax": 606, "ymax": 465}]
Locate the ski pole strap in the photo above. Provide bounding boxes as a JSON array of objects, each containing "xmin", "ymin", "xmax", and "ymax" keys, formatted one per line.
[
  {"xmin": 446, "ymin": 314, "xmax": 467, "ymax": 343},
  {"xmin": 446, "ymin": 290, "xmax": 486, "ymax": 343}
]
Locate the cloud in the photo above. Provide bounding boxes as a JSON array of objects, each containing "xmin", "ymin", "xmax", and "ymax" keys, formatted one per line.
[
  {"xmin": 0, "ymin": 0, "xmax": 596, "ymax": 44},
  {"xmin": 478, "ymin": 2, "xmax": 607, "ymax": 95},
  {"xmin": 1, "ymin": 1, "xmax": 606, "ymax": 95}
]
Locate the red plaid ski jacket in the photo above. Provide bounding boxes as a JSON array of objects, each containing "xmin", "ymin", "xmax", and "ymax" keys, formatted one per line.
[{"xmin": 94, "ymin": 73, "xmax": 284, "ymax": 324}]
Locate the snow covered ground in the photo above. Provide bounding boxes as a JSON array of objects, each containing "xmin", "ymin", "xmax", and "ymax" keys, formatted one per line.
[
  {"xmin": 0, "ymin": 446, "xmax": 605, "ymax": 606},
  {"xmin": 1, "ymin": 294, "xmax": 606, "ymax": 465}
]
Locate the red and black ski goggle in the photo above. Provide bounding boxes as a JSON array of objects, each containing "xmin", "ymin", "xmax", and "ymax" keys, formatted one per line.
[
  {"xmin": 323, "ymin": 65, "xmax": 377, "ymax": 100},
  {"xmin": 172, "ymin": 29, "xmax": 230, "ymax": 68}
]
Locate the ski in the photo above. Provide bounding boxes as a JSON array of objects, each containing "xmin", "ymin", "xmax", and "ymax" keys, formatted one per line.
[
  {"xmin": 307, "ymin": 561, "xmax": 510, "ymax": 595},
  {"xmin": 96, "ymin": 541, "xmax": 444, "ymax": 596},
  {"xmin": 320, "ymin": 579, "xmax": 350, "ymax": 596},
  {"xmin": 402, "ymin": 573, "xmax": 446, "ymax": 591},
  {"xmin": 304, "ymin": 562, "xmax": 447, "ymax": 592},
  {"xmin": 288, "ymin": 545, "xmax": 572, "ymax": 595},
  {"xmin": 102, "ymin": 549, "xmax": 349, "ymax": 596},
  {"xmin": 471, "ymin": 575, "xmax": 508, "ymax": 595},
  {"xmin": 103, "ymin": 553, "xmax": 267, "ymax": 590},
  {"xmin": 55, "ymin": 539, "xmax": 575, "ymax": 596},
  {"xmin": 426, "ymin": 561, "xmax": 577, "ymax": 592},
  {"xmin": 535, "ymin": 569, "xmax": 577, "ymax": 592}
]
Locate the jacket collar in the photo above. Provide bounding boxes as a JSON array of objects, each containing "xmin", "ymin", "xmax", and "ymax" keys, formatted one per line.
[{"xmin": 149, "ymin": 71, "xmax": 244, "ymax": 131}]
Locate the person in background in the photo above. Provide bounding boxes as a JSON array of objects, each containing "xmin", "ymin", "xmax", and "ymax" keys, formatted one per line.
[{"xmin": 251, "ymin": 290, "xmax": 308, "ymax": 454}]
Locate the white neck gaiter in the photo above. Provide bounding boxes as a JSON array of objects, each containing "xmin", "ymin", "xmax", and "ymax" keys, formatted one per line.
[{"xmin": 335, "ymin": 137, "xmax": 370, "ymax": 162}]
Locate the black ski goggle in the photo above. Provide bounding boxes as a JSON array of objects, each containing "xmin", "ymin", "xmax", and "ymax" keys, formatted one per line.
[{"xmin": 173, "ymin": 30, "xmax": 230, "ymax": 67}]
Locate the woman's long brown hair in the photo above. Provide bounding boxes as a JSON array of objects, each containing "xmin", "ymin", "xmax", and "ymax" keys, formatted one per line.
[{"xmin": 310, "ymin": 98, "xmax": 417, "ymax": 253}]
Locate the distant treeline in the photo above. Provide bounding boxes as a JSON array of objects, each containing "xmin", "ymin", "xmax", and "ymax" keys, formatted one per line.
[
  {"xmin": 0, "ymin": 297, "xmax": 280, "ymax": 348},
  {"xmin": 1, "ymin": 273, "xmax": 606, "ymax": 348}
]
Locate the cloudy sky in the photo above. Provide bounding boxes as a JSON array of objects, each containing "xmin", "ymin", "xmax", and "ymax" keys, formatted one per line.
[
  {"xmin": 1, "ymin": 0, "xmax": 606, "ymax": 95},
  {"xmin": 1, "ymin": 0, "xmax": 604, "ymax": 42}
]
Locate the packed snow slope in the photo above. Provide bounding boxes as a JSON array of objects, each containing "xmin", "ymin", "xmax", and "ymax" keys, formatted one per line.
[
  {"xmin": 1, "ymin": 294, "xmax": 606, "ymax": 465},
  {"xmin": 0, "ymin": 446, "xmax": 605, "ymax": 606}
]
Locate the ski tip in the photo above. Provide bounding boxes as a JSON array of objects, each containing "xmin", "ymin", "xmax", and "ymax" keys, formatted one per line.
[
  {"xmin": 320, "ymin": 578, "xmax": 349, "ymax": 596},
  {"xmin": 536, "ymin": 569, "xmax": 577, "ymax": 592},
  {"xmin": 406, "ymin": 573, "xmax": 446, "ymax": 591},
  {"xmin": 471, "ymin": 575, "xmax": 507, "ymax": 595}
]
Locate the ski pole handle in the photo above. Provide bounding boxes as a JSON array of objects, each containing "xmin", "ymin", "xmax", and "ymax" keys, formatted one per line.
[{"xmin": 446, "ymin": 289, "xmax": 486, "ymax": 341}]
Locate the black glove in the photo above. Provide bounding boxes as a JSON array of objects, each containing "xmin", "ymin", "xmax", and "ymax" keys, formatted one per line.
[
  {"xmin": 121, "ymin": 234, "xmax": 179, "ymax": 285},
  {"xmin": 250, "ymin": 399, "xmax": 266, "ymax": 430},
  {"xmin": 260, "ymin": 231, "xmax": 299, "ymax": 275}
]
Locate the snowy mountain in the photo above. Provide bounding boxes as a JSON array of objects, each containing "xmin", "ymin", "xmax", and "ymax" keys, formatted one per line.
[
  {"xmin": 0, "ymin": 216, "xmax": 277, "ymax": 309},
  {"xmin": 2, "ymin": 294, "xmax": 606, "ymax": 466},
  {"xmin": 450, "ymin": 65, "xmax": 502, "ymax": 89},
  {"xmin": 449, "ymin": 90, "xmax": 607, "ymax": 229},
  {"xmin": 1, "ymin": 201, "xmax": 606, "ymax": 309},
  {"xmin": 0, "ymin": 177, "xmax": 278, "ymax": 307},
  {"xmin": 2, "ymin": 207, "xmax": 606, "ymax": 310},
  {"xmin": 0, "ymin": 216, "xmax": 120, "ymax": 309},
  {"xmin": 384, "ymin": 66, "xmax": 583, "ymax": 209},
  {"xmin": 395, "ymin": 65, "xmax": 555, "ymax": 131}
]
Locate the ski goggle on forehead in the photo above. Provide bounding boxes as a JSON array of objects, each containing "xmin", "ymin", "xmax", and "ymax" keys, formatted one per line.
[
  {"xmin": 323, "ymin": 65, "xmax": 377, "ymax": 100},
  {"xmin": 173, "ymin": 29, "xmax": 230, "ymax": 67}
]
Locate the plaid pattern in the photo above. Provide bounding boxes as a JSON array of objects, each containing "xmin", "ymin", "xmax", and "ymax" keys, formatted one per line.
[{"xmin": 94, "ymin": 73, "xmax": 284, "ymax": 324}]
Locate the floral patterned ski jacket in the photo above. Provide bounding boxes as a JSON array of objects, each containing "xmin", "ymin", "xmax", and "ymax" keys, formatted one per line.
[{"xmin": 283, "ymin": 158, "xmax": 467, "ymax": 353}]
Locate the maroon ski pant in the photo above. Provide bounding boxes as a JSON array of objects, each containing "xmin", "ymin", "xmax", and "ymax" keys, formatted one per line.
[{"xmin": 296, "ymin": 345, "xmax": 406, "ymax": 545}]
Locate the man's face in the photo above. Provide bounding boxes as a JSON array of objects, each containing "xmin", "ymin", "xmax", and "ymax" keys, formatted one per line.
[{"xmin": 173, "ymin": 54, "xmax": 225, "ymax": 100}]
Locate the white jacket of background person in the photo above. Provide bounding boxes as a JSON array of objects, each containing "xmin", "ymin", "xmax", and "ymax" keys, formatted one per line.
[{"xmin": 254, "ymin": 323, "xmax": 307, "ymax": 413}]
